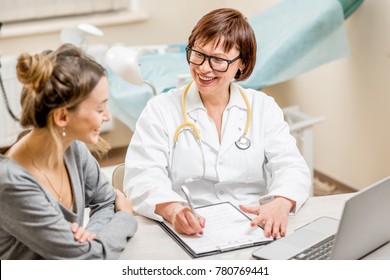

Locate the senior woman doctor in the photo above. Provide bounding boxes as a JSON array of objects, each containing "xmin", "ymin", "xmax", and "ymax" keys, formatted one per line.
[{"xmin": 124, "ymin": 8, "xmax": 311, "ymax": 238}]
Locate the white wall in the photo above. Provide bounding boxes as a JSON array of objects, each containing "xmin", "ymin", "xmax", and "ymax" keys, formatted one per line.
[
  {"xmin": 0, "ymin": 0, "xmax": 226, "ymax": 55},
  {"xmin": 264, "ymin": 0, "xmax": 390, "ymax": 190},
  {"xmin": 1, "ymin": 0, "xmax": 388, "ymax": 190}
]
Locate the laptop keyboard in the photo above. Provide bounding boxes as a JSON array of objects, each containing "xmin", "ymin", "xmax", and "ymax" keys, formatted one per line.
[{"xmin": 290, "ymin": 235, "xmax": 335, "ymax": 260}]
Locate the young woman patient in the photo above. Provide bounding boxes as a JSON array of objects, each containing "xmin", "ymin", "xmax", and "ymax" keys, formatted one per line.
[{"xmin": 0, "ymin": 44, "xmax": 137, "ymax": 259}]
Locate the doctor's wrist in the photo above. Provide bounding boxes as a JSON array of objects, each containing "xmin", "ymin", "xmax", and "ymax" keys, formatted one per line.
[
  {"xmin": 274, "ymin": 196, "xmax": 296, "ymax": 212},
  {"xmin": 155, "ymin": 201, "xmax": 184, "ymax": 223}
]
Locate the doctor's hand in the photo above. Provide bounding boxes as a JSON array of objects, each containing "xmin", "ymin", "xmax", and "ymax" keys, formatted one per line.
[
  {"xmin": 239, "ymin": 196, "xmax": 295, "ymax": 239},
  {"xmin": 156, "ymin": 202, "xmax": 205, "ymax": 236}
]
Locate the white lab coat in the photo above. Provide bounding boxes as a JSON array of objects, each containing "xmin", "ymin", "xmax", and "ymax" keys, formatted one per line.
[{"xmin": 124, "ymin": 83, "xmax": 311, "ymax": 221}]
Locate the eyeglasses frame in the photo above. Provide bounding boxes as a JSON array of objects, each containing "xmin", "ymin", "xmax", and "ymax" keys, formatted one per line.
[{"xmin": 185, "ymin": 47, "xmax": 241, "ymax": 73}]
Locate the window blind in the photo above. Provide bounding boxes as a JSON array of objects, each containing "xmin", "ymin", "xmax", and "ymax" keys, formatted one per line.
[{"xmin": 0, "ymin": 0, "xmax": 130, "ymax": 23}]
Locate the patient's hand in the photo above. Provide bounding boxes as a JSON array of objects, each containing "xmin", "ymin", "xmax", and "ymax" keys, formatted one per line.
[
  {"xmin": 114, "ymin": 189, "xmax": 133, "ymax": 213},
  {"xmin": 71, "ymin": 223, "xmax": 96, "ymax": 243}
]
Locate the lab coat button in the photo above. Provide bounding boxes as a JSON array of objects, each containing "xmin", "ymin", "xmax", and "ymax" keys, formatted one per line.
[
  {"xmin": 218, "ymin": 161, "xmax": 223, "ymax": 165},
  {"xmin": 220, "ymin": 191, "xmax": 224, "ymax": 195}
]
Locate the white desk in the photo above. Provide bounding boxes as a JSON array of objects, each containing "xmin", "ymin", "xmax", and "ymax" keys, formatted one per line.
[{"xmin": 119, "ymin": 193, "xmax": 390, "ymax": 260}]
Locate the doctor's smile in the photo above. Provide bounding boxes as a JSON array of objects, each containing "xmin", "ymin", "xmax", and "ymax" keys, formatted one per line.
[{"xmin": 198, "ymin": 75, "xmax": 215, "ymax": 82}]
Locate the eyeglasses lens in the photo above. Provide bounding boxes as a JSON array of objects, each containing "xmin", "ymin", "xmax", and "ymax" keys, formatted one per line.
[{"xmin": 187, "ymin": 49, "xmax": 229, "ymax": 72}]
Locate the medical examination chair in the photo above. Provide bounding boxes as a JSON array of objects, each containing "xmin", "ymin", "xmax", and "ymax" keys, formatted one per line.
[
  {"xmin": 0, "ymin": 0, "xmax": 363, "ymax": 156},
  {"xmin": 105, "ymin": 0, "xmax": 363, "ymax": 132}
]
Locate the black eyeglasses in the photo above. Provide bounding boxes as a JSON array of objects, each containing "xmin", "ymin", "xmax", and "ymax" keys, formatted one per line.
[{"xmin": 186, "ymin": 47, "xmax": 241, "ymax": 72}]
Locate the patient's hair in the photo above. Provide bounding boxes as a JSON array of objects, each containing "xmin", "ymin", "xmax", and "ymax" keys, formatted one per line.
[
  {"xmin": 187, "ymin": 8, "xmax": 257, "ymax": 81},
  {"xmin": 16, "ymin": 43, "xmax": 109, "ymax": 163}
]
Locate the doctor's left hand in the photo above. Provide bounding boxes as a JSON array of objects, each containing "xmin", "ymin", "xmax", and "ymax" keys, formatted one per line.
[
  {"xmin": 239, "ymin": 196, "xmax": 295, "ymax": 239},
  {"xmin": 156, "ymin": 202, "xmax": 205, "ymax": 236}
]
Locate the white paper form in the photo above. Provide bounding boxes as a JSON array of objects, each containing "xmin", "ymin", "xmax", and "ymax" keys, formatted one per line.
[{"xmin": 162, "ymin": 202, "xmax": 274, "ymax": 255}]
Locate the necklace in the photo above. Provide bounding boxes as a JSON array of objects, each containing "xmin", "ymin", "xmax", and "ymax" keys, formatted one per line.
[{"xmin": 25, "ymin": 141, "xmax": 64, "ymax": 202}]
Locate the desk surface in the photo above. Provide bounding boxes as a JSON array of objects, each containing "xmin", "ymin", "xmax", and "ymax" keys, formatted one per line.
[{"xmin": 120, "ymin": 193, "xmax": 390, "ymax": 260}]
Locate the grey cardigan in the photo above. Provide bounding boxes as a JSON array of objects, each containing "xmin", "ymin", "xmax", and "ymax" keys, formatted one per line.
[{"xmin": 0, "ymin": 141, "xmax": 137, "ymax": 259}]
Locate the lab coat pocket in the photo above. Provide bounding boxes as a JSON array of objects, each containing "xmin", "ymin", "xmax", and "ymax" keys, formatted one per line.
[
  {"xmin": 169, "ymin": 130, "xmax": 205, "ymax": 182},
  {"xmin": 245, "ymin": 147, "xmax": 266, "ymax": 183}
]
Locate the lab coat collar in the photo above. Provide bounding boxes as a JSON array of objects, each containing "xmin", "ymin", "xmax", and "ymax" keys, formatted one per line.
[
  {"xmin": 226, "ymin": 83, "xmax": 248, "ymax": 111},
  {"xmin": 184, "ymin": 82, "xmax": 250, "ymax": 153},
  {"xmin": 185, "ymin": 82, "xmax": 247, "ymax": 113},
  {"xmin": 185, "ymin": 82, "xmax": 206, "ymax": 114},
  {"xmin": 185, "ymin": 83, "xmax": 219, "ymax": 151}
]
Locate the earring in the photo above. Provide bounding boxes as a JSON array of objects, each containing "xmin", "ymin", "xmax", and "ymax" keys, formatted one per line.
[
  {"xmin": 235, "ymin": 69, "xmax": 244, "ymax": 79},
  {"xmin": 62, "ymin": 127, "xmax": 66, "ymax": 137}
]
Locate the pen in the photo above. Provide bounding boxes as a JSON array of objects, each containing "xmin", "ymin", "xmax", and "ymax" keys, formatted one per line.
[{"xmin": 181, "ymin": 185, "xmax": 198, "ymax": 220}]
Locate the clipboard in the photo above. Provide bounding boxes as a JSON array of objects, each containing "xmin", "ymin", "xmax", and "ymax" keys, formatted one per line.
[{"xmin": 157, "ymin": 202, "xmax": 274, "ymax": 258}]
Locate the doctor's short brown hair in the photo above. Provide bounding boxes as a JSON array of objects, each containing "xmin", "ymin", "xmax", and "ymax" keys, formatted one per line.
[{"xmin": 187, "ymin": 8, "xmax": 257, "ymax": 81}]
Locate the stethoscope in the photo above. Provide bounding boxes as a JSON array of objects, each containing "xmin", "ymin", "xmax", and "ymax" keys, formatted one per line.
[{"xmin": 170, "ymin": 81, "xmax": 252, "ymax": 182}]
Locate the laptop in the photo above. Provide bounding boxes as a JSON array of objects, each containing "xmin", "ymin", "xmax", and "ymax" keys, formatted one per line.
[{"xmin": 252, "ymin": 176, "xmax": 390, "ymax": 260}]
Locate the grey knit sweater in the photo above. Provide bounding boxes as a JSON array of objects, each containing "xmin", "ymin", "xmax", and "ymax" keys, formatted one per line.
[{"xmin": 0, "ymin": 141, "xmax": 137, "ymax": 259}]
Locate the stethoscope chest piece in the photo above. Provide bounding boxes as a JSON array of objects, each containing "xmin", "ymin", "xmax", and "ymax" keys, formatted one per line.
[{"xmin": 235, "ymin": 135, "xmax": 251, "ymax": 150}]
